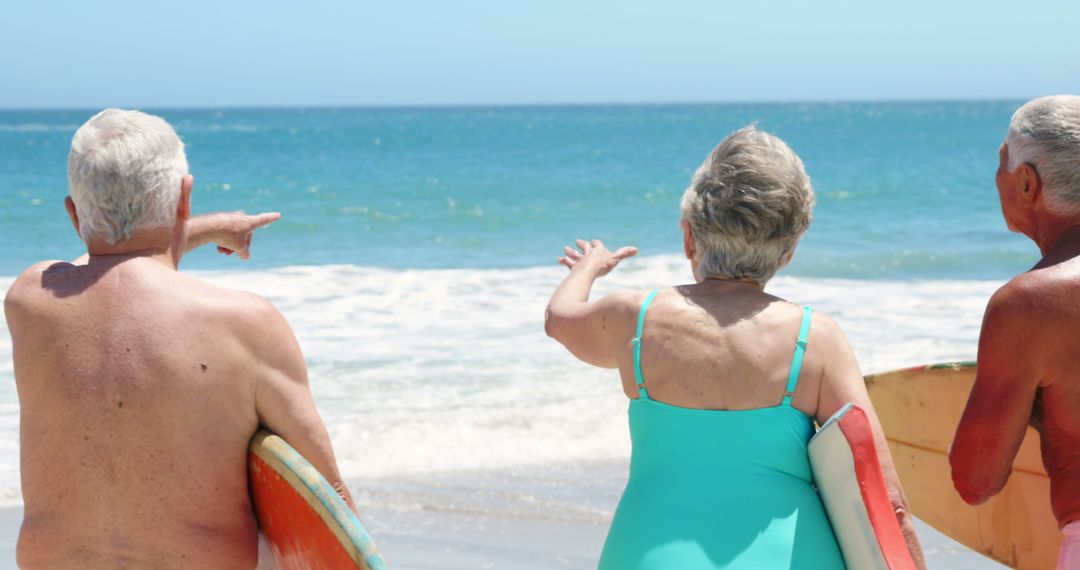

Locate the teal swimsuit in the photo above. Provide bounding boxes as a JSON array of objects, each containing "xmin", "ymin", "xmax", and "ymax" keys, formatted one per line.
[{"xmin": 597, "ymin": 290, "xmax": 845, "ymax": 570}]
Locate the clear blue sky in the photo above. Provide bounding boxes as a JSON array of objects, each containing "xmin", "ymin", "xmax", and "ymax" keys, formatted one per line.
[{"xmin": 2, "ymin": 0, "xmax": 1078, "ymax": 109}]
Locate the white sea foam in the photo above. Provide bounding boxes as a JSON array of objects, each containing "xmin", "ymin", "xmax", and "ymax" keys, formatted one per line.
[{"xmin": 0, "ymin": 255, "xmax": 1002, "ymax": 506}]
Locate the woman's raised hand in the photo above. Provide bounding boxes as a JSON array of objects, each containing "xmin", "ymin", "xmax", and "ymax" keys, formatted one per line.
[{"xmin": 559, "ymin": 239, "xmax": 638, "ymax": 277}]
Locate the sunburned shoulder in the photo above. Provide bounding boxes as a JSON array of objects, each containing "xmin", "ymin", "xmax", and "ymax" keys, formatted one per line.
[{"xmin": 987, "ymin": 272, "xmax": 1058, "ymax": 318}]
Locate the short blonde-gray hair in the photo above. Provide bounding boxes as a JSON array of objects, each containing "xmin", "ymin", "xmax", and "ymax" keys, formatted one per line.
[
  {"xmin": 679, "ymin": 126, "xmax": 814, "ymax": 283},
  {"xmin": 68, "ymin": 108, "xmax": 189, "ymax": 244}
]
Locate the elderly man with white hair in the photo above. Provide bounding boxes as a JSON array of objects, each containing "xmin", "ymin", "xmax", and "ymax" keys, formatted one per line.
[
  {"xmin": 951, "ymin": 95, "xmax": 1080, "ymax": 569},
  {"xmin": 4, "ymin": 109, "xmax": 351, "ymax": 568}
]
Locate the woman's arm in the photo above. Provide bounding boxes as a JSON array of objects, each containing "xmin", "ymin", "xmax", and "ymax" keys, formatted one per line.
[
  {"xmin": 544, "ymin": 239, "xmax": 638, "ymax": 368},
  {"xmin": 814, "ymin": 314, "xmax": 927, "ymax": 570}
]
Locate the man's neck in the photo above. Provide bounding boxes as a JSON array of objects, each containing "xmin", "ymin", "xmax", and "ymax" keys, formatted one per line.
[
  {"xmin": 84, "ymin": 228, "xmax": 181, "ymax": 269},
  {"xmin": 1036, "ymin": 222, "xmax": 1080, "ymax": 259}
]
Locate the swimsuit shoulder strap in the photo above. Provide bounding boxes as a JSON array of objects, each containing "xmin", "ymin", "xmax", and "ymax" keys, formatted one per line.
[
  {"xmin": 632, "ymin": 289, "xmax": 661, "ymax": 400},
  {"xmin": 781, "ymin": 306, "xmax": 814, "ymax": 407}
]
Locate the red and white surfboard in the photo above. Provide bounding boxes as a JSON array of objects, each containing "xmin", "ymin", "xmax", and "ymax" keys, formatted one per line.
[{"xmin": 809, "ymin": 404, "xmax": 916, "ymax": 570}]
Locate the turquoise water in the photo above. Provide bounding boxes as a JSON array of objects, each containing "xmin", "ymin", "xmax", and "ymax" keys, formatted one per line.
[
  {"xmin": 0, "ymin": 102, "xmax": 1038, "ymax": 278},
  {"xmin": 0, "ymin": 105, "xmax": 1025, "ymax": 569}
]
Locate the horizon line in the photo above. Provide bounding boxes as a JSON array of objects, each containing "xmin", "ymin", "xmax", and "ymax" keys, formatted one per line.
[{"xmin": 0, "ymin": 95, "xmax": 1032, "ymax": 113}]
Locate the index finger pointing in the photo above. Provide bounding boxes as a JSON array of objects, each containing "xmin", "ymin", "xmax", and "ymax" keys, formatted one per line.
[{"xmin": 249, "ymin": 212, "xmax": 282, "ymax": 229}]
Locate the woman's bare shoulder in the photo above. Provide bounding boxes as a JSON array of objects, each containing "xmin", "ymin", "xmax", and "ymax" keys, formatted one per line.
[{"xmin": 598, "ymin": 287, "xmax": 654, "ymax": 314}]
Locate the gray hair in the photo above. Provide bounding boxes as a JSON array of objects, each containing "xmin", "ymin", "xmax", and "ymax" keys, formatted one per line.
[
  {"xmin": 679, "ymin": 126, "xmax": 815, "ymax": 283},
  {"xmin": 68, "ymin": 109, "xmax": 189, "ymax": 244},
  {"xmin": 1006, "ymin": 95, "xmax": 1080, "ymax": 215}
]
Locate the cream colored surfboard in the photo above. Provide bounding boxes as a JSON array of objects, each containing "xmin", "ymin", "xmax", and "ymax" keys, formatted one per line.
[{"xmin": 864, "ymin": 362, "xmax": 1061, "ymax": 570}]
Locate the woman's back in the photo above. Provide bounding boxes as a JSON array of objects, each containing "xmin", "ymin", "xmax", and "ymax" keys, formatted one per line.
[
  {"xmin": 598, "ymin": 284, "xmax": 845, "ymax": 570},
  {"xmin": 613, "ymin": 283, "xmax": 827, "ymax": 415}
]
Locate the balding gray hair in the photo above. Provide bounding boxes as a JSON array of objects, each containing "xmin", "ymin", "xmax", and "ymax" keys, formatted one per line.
[
  {"xmin": 1006, "ymin": 95, "xmax": 1080, "ymax": 215},
  {"xmin": 68, "ymin": 109, "xmax": 189, "ymax": 244},
  {"xmin": 679, "ymin": 126, "xmax": 814, "ymax": 283}
]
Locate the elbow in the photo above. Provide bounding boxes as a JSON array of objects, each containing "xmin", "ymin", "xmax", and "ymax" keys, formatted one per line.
[
  {"xmin": 954, "ymin": 482, "xmax": 991, "ymax": 506},
  {"xmin": 949, "ymin": 453, "xmax": 1000, "ymax": 505},
  {"xmin": 953, "ymin": 477, "xmax": 996, "ymax": 506},
  {"xmin": 544, "ymin": 306, "xmax": 562, "ymax": 341}
]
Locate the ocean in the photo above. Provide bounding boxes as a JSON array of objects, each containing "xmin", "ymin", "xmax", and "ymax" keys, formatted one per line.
[{"xmin": 0, "ymin": 103, "xmax": 1028, "ymax": 568}]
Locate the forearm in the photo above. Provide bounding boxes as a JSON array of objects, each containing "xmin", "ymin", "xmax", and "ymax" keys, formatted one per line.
[
  {"xmin": 545, "ymin": 240, "xmax": 636, "ymax": 365},
  {"xmin": 950, "ymin": 397, "xmax": 1026, "ymax": 505},
  {"xmin": 883, "ymin": 434, "xmax": 926, "ymax": 568},
  {"xmin": 183, "ymin": 213, "xmax": 229, "ymax": 252},
  {"xmin": 895, "ymin": 501, "xmax": 926, "ymax": 569},
  {"xmin": 950, "ymin": 448, "xmax": 1008, "ymax": 505},
  {"xmin": 547, "ymin": 263, "xmax": 602, "ymax": 315},
  {"xmin": 878, "ymin": 430, "xmax": 926, "ymax": 568}
]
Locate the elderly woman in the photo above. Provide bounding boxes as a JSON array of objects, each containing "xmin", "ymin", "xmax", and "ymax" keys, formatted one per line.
[{"xmin": 545, "ymin": 126, "xmax": 924, "ymax": 569}]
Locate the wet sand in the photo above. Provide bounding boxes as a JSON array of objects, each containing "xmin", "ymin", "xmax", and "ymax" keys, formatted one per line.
[
  {"xmin": 0, "ymin": 463, "xmax": 1012, "ymax": 569},
  {"xmin": 352, "ymin": 464, "xmax": 1011, "ymax": 569},
  {"xmin": 0, "ymin": 504, "xmax": 1010, "ymax": 569}
]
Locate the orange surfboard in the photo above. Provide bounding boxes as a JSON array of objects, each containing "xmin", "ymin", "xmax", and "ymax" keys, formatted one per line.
[
  {"xmin": 865, "ymin": 362, "xmax": 1060, "ymax": 569},
  {"xmin": 248, "ymin": 430, "xmax": 386, "ymax": 569}
]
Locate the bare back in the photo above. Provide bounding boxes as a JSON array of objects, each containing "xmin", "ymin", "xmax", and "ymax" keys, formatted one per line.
[
  {"xmin": 5, "ymin": 258, "xmax": 271, "ymax": 569},
  {"xmin": 610, "ymin": 284, "xmax": 855, "ymax": 423}
]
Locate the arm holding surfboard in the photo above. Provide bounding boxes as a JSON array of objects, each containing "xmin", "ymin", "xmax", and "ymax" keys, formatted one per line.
[
  {"xmin": 247, "ymin": 296, "xmax": 356, "ymax": 512},
  {"xmin": 814, "ymin": 314, "xmax": 927, "ymax": 569},
  {"xmin": 950, "ymin": 284, "xmax": 1042, "ymax": 505},
  {"xmin": 135, "ymin": 205, "xmax": 353, "ymax": 511},
  {"xmin": 97, "ymin": 196, "xmax": 352, "ymax": 510}
]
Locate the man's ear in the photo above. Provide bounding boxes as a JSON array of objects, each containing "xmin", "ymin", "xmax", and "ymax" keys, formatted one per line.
[
  {"xmin": 682, "ymin": 219, "xmax": 696, "ymax": 260},
  {"xmin": 1020, "ymin": 163, "xmax": 1043, "ymax": 206},
  {"xmin": 177, "ymin": 175, "xmax": 193, "ymax": 222},
  {"xmin": 64, "ymin": 196, "xmax": 81, "ymax": 237}
]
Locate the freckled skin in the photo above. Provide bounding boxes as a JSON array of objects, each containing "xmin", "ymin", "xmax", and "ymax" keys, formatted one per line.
[
  {"xmin": 4, "ymin": 210, "xmax": 351, "ymax": 569},
  {"xmin": 951, "ymin": 142, "xmax": 1080, "ymax": 527}
]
